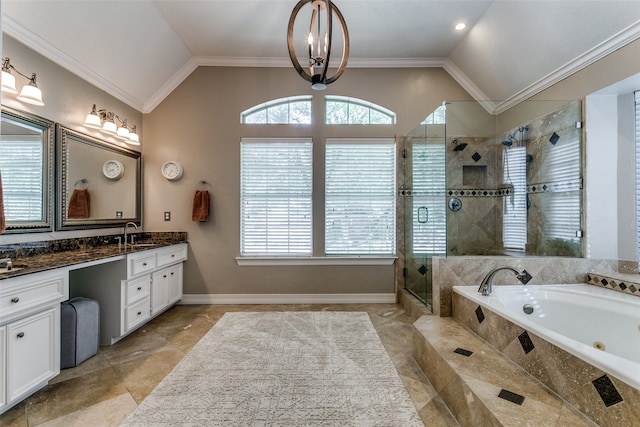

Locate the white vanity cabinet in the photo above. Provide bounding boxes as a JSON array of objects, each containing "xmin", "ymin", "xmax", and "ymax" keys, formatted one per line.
[
  {"xmin": 0, "ymin": 269, "xmax": 67, "ymax": 415},
  {"xmin": 70, "ymin": 243, "xmax": 187, "ymax": 345}
]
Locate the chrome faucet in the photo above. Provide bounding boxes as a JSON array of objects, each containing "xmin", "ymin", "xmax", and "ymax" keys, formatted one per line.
[
  {"xmin": 0, "ymin": 257, "xmax": 12, "ymax": 270},
  {"xmin": 478, "ymin": 266, "xmax": 532, "ymax": 296},
  {"xmin": 124, "ymin": 222, "xmax": 138, "ymax": 248}
]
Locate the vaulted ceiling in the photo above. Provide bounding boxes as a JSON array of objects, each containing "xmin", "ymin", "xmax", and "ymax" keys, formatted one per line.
[{"xmin": 3, "ymin": 1, "xmax": 640, "ymax": 114}]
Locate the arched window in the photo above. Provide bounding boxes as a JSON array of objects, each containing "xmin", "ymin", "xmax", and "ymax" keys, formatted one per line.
[
  {"xmin": 325, "ymin": 96, "xmax": 395, "ymax": 124},
  {"xmin": 241, "ymin": 96, "xmax": 312, "ymax": 124}
]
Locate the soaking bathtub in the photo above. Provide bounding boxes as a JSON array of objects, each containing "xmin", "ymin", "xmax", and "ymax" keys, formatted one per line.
[{"xmin": 453, "ymin": 284, "xmax": 640, "ymax": 390}]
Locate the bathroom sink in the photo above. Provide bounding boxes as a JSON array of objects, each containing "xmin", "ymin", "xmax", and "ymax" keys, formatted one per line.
[{"xmin": 130, "ymin": 243, "xmax": 158, "ymax": 248}]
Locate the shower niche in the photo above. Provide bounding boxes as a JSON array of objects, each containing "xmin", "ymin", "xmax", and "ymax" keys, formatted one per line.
[{"xmin": 401, "ymin": 100, "xmax": 583, "ymax": 306}]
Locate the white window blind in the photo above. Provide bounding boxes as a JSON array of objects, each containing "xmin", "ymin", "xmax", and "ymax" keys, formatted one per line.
[
  {"xmin": 240, "ymin": 138, "xmax": 312, "ymax": 255},
  {"xmin": 503, "ymin": 146, "xmax": 527, "ymax": 250},
  {"xmin": 635, "ymin": 91, "xmax": 640, "ymax": 262},
  {"xmin": 543, "ymin": 134, "xmax": 581, "ymax": 243},
  {"xmin": 412, "ymin": 143, "xmax": 446, "ymax": 254},
  {"xmin": 325, "ymin": 139, "xmax": 396, "ymax": 255},
  {"xmin": 0, "ymin": 136, "xmax": 44, "ymax": 221}
]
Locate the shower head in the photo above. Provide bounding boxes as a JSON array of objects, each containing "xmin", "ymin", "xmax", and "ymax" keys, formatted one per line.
[
  {"xmin": 452, "ymin": 139, "xmax": 468, "ymax": 151},
  {"xmin": 501, "ymin": 136, "xmax": 514, "ymax": 147}
]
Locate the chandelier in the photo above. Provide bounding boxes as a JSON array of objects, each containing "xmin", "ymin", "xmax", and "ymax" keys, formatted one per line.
[{"xmin": 287, "ymin": 0, "xmax": 349, "ymax": 90}]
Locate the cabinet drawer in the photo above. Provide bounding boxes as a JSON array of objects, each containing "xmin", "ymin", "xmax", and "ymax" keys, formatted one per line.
[
  {"xmin": 125, "ymin": 298, "xmax": 150, "ymax": 332},
  {"xmin": 125, "ymin": 276, "xmax": 150, "ymax": 306},
  {"xmin": 0, "ymin": 272, "xmax": 66, "ymax": 324},
  {"xmin": 156, "ymin": 244, "xmax": 187, "ymax": 268},
  {"xmin": 128, "ymin": 254, "xmax": 156, "ymax": 277}
]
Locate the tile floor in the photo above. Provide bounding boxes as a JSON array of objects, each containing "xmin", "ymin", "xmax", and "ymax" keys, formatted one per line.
[{"xmin": 1, "ymin": 303, "xmax": 458, "ymax": 426}]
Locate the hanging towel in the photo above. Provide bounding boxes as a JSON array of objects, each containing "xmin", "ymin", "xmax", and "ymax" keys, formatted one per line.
[
  {"xmin": 0, "ymin": 171, "xmax": 6, "ymax": 234},
  {"xmin": 68, "ymin": 189, "xmax": 90, "ymax": 219},
  {"xmin": 192, "ymin": 190, "xmax": 210, "ymax": 222}
]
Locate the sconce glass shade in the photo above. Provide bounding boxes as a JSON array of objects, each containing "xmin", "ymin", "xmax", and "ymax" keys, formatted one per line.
[
  {"xmin": 117, "ymin": 125, "xmax": 130, "ymax": 139},
  {"xmin": 127, "ymin": 126, "xmax": 140, "ymax": 145},
  {"xmin": 102, "ymin": 113, "xmax": 117, "ymax": 134},
  {"xmin": 16, "ymin": 81, "xmax": 45, "ymax": 106},
  {"xmin": 1, "ymin": 70, "xmax": 17, "ymax": 94},
  {"xmin": 84, "ymin": 105, "xmax": 103, "ymax": 128}
]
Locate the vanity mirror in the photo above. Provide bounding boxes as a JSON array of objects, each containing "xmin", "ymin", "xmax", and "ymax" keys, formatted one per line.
[
  {"xmin": 56, "ymin": 125, "xmax": 141, "ymax": 230},
  {"xmin": 0, "ymin": 105, "xmax": 54, "ymax": 233}
]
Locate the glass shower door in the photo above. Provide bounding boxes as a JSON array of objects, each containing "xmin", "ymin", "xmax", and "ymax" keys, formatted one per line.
[{"xmin": 403, "ymin": 118, "xmax": 446, "ymax": 308}]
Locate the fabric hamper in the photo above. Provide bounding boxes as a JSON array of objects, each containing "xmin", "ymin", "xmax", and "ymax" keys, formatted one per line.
[{"xmin": 60, "ymin": 297, "xmax": 100, "ymax": 368}]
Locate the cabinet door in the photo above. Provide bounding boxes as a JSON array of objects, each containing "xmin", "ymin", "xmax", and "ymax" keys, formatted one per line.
[
  {"xmin": 151, "ymin": 269, "xmax": 169, "ymax": 316},
  {"xmin": 167, "ymin": 263, "xmax": 183, "ymax": 305},
  {"xmin": 7, "ymin": 307, "xmax": 59, "ymax": 402}
]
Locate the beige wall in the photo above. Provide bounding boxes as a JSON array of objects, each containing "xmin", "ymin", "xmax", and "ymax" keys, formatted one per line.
[{"xmin": 143, "ymin": 67, "xmax": 472, "ymax": 296}]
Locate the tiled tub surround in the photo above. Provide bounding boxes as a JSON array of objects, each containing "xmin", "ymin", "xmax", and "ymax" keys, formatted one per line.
[
  {"xmin": 451, "ymin": 287, "xmax": 640, "ymax": 426},
  {"xmin": 0, "ymin": 232, "xmax": 187, "ymax": 280},
  {"xmin": 413, "ymin": 316, "xmax": 595, "ymax": 426},
  {"xmin": 431, "ymin": 256, "xmax": 618, "ymax": 316}
]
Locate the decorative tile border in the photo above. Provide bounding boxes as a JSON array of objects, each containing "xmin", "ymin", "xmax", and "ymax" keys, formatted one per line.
[
  {"xmin": 527, "ymin": 178, "xmax": 582, "ymax": 194},
  {"xmin": 586, "ymin": 273, "xmax": 640, "ymax": 298},
  {"xmin": 447, "ymin": 187, "xmax": 511, "ymax": 198}
]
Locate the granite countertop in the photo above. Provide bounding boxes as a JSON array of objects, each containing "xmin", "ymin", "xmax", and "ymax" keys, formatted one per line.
[{"xmin": 0, "ymin": 232, "xmax": 187, "ymax": 281}]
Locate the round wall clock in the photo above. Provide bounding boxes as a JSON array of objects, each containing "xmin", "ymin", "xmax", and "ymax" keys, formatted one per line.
[
  {"xmin": 161, "ymin": 160, "xmax": 184, "ymax": 181},
  {"xmin": 103, "ymin": 159, "xmax": 125, "ymax": 180}
]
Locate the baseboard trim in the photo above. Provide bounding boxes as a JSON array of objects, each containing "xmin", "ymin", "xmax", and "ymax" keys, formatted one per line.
[{"xmin": 179, "ymin": 293, "xmax": 397, "ymax": 305}]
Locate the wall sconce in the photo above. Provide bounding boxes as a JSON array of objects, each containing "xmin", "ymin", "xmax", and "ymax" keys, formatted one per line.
[
  {"xmin": 287, "ymin": 0, "xmax": 349, "ymax": 90},
  {"xmin": 83, "ymin": 104, "xmax": 140, "ymax": 145},
  {"xmin": 1, "ymin": 57, "xmax": 45, "ymax": 106}
]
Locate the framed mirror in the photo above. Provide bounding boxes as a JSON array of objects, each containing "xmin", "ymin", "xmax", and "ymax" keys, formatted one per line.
[
  {"xmin": 0, "ymin": 106, "xmax": 55, "ymax": 233},
  {"xmin": 56, "ymin": 125, "xmax": 141, "ymax": 230}
]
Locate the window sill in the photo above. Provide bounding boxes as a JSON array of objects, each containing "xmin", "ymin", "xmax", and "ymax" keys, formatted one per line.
[{"xmin": 235, "ymin": 256, "xmax": 396, "ymax": 266}]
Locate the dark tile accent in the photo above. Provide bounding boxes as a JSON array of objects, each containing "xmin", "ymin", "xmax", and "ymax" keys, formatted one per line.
[
  {"xmin": 475, "ymin": 306, "xmax": 485, "ymax": 324},
  {"xmin": 498, "ymin": 389, "xmax": 525, "ymax": 405},
  {"xmin": 601, "ymin": 278, "xmax": 608, "ymax": 286},
  {"xmin": 471, "ymin": 152, "xmax": 482, "ymax": 162},
  {"xmin": 592, "ymin": 375, "xmax": 624, "ymax": 407},
  {"xmin": 619, "ymin": 282, "xmax": 627, "ymax": 291},
  {"xmin": 453, "ymin": 347, "xmax": 474, "ymax": 357},
  {"xmin": 418, "ymin": 265, "xmax": 428, "ymax": 276},
  {"xmin": 518, "ymin": 331, "xmax": 535, "ymax": 354},
  {"xmin": 549, "ymin": 132, "xmax": 560, "ymax": 145}
]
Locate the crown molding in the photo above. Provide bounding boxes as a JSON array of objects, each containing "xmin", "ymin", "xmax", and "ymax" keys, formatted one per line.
[
  {"xmin": 442, "ymin": 58, "xmax": 497, "ymax": 114},
  {"xmin": 3, "ymin": 16, "xmax": 145, "ymax": 111},
  {"xmin": 493, "ymin": 19, "xmax": 640, "ymax": 114},
  {"xmin": 143, "ymin": 57, "xmax": 199, "ymax": 113}
]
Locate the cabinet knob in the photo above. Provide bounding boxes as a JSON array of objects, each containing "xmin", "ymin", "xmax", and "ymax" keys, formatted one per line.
[
  {"xmin": 142, "ymin": 262, "xmax": 147, "ymax": 266},
  {"xmin": 137, "ymin": 311, "xmax": 142, "ymax": 316},
  {"xmin": 17, "ymin": 332, "xmax": 25, "ymax": 338},
  {"xmin": 137, "ymin": 286, "xmax": 142, "ymax": 291},
  {"xmin": 171, "ymin": 272, "xmax": 175, "ymax": 276},
  {"xmin": 163, "ymin": 275, "xmax": 167, "ymax": 278},
  {"xmin": 171, "ymin": 254, "xmax": 175, "ymax": 258},
  {"xmin": 11, "ymin": 297, "xmax": 20, "ymax": 303}
]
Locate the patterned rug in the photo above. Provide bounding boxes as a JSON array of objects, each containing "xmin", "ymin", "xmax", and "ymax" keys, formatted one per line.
[{"xmin": 121, "ymin": 311, "xmax": 422, "ymax": 426}]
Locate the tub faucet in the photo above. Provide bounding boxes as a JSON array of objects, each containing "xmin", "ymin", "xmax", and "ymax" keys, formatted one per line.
[
  {"xmin": 0, "ymin": 257, "xmax": 12, "ymax": 270},
  {"xmin": 124, "ymin": 222, "xmax": 138, "ymax": 248},
  {"xmin": 478, "ymin": 267, "xmax": 532, "ymax": 296}
]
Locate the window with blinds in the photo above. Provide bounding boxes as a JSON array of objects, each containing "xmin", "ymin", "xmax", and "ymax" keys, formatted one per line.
[
  {"xmin": 325, "ymin": 139, "xmax": 396, "ymax": 255},
  {"xmin": 240, "ymin": 138, "xmax": 313, "ymax": 255},
  {"xmin": 542, "ymin": 134, "xmax": 581, "ymax": 244},
  {"xmin": 0, "ymin": 136, "xmax": 44, "ymax": 221},
  {"xmin": 411, "ymin": 143, "xmax": 446, "ymax": 254},
  {"xmin": 502, "ymin": 146, "xmax": 527, "ymax": 250},
  {"xmin": 635, "ymin": 91, "xmax": 640, "ymax": 262}
]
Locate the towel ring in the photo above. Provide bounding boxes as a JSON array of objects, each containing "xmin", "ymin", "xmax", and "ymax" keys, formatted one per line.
[
  {"xmin": 195, "ymin": 180, "xmax": 209, "ymax": 191},
  {"xmin": 74, "ymin": 178, "xmax": 89, "ymax": 190}
]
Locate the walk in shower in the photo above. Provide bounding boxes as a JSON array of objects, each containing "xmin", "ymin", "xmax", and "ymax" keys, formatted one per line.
[{"xmin": 402, "ymin": 100, "xmax": 584, "ymax": 307}]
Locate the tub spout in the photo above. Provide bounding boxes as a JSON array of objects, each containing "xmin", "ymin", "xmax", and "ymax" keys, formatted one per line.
[{"xmin": 478, "ymin": 267, "xmax": 532, "ymax": 296}]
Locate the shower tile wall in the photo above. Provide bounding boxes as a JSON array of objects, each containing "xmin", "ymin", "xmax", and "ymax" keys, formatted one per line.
[
  {"xmin": 445, "ymin": 101, "xmax": 583, "ymax": 258},
  {"xmin": 446, "ymin": 136, "xmax": 503, "ymax": 255}
]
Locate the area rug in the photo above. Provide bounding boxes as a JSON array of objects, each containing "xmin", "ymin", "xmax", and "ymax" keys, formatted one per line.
[{"xmin": 121, "ymin": 311, "xmax": 423, "ymax": 426}]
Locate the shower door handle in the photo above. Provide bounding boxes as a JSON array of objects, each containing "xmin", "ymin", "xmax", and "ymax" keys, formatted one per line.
[{"xmin": 417, "ymin": 207, "xmax": 428, "ymax": 223}]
